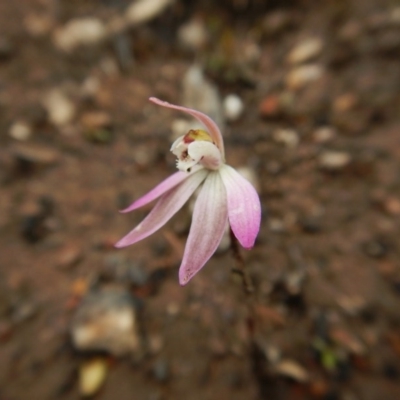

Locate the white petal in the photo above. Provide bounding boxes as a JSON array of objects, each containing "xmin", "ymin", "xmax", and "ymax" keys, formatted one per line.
[
  {"xmin": 179, "ymin": 171, "xmax": 228, "ymax": 285},
  {"xmin": 187, "ymin": 141, "xmax": 222, "ymax": 170}
]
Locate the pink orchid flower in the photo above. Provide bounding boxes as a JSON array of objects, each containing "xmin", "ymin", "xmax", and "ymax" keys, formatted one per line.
[{"xmin": 116, "ymin": 97, "xmax": 261, "ymax": 285}]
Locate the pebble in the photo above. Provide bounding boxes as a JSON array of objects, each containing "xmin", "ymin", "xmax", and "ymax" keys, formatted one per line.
[
  {"xmin": 313, "ymin": 126, "xmax": 336, "ymax": 143},
  {"xmin": 56, "ymin": 244, "xmax": 83, "ymax": 269},
  {"xmin": 329, "ymin": 327, "xmax": 365, "ymax": 355},
  {"xmin": 274, "ymin": 359, "xmax": 309, "ymax": 382},
  {"xmin": 8, "ymin": 121, "xmax": 32, "ymax": 141},
  {"xmin": 286, "ymin": 64, "xmax": 324, "ymax": 90},
  {"xmin": 259, "ymin": 94, "xmax": 282, "ymax": 118},
  {"xmin": 178, "ymin": 17, "xmax": 208, "ymax": 51},
  {"xmin": 81, "ymin": 111, "xmax": 111, "ymax": 130},
  {"xmin": 273, "ymin": 128, "xmax": 299, "ymax": 148},
  {"xmin": 11, "ymin": 144, "xmax": 60, "ymax": 167},
  {"xmin": 71, "ymin": 287, "xmax": 141, "ymax": 356},
  {"xmin": 262, "ymin": 11, "xmax": 293, "ymax": 36},
  {"xmin": 42, "ymin": 89, "xmax": 75, "ymax": 126},
  {"xmin": 287, "ymin": 37, "xmax": 324, "ymax": 65},
  {"xmin": 223, "ymin": 94, "xmax": 244, "ymax": 121},
  {"xmin": 24, "ymin": 14, "xmax": 54, "ymax": 37},
  {"xmin": 333, "ymin": 93, "xmax": 358, "ymax": 113},
  {"xmin": 125, "ymin": 0, "xmax": 174, "ymax": 26},
  {"xmin": 79, "ymin": 358, "xmax": 108, "ymax": 397},
  {"xmin": 53, "ymin": 18, "xmax": 107, "ymax": 52},
  {"xmin": 318, "ymin": 151, "xmax": 351, "ymax": 171}
]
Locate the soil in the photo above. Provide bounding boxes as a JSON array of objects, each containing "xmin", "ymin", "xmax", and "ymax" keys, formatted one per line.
[{"xmin": 0, "ymin": 1, "xmax": 400, "ymax": 399}]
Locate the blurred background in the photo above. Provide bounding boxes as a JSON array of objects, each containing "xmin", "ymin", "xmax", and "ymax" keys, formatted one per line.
[{"xmin": 0, "ymin": 0, "xmax": 400, "ymax": 399}]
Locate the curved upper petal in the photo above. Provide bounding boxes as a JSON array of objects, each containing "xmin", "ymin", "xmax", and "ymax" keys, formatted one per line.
[
  {"xmin": 120, "ymin": 165, "xmax": 203, "ymax": 213},
  {"xmin": 149, "ymin": 97, "xmax": 225, "ymax": 160},
  {"xmin": 179, "ymin": 171, "xmax": 228, "ymax": 285},
  {"xmin": 219, "ymin": 164, "xmax": 261, "ymax": 249},
  {"xmin": 115, "ymin": 169, "xmax": 208, "ymax": 248}
]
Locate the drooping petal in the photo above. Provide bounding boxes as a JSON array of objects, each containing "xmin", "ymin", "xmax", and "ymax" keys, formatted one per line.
[
  {"xmin": 120, "ymin": 165, "xmax": 203, "ymax": 213},
  {"xmin": 187, "ymin": 141, "xmax": 222, "ymax": 170},
  {"xmin": 219, "ymin": 164, "xmax": 261, "ymax": 249},
  {"xmin": 179, "ymin": 171, "xmax": 228, "ymax": 285},
  {"xmin": 115, "ymin": 169, "xmax": 208, "ymax": 248},
  {"xmin": 149, "ymin": 97, "xmax": 225, "ymax": 160}
]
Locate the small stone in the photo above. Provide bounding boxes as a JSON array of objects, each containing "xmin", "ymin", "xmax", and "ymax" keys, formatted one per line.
[
  {"xmin": 313, "ymin": 126, "xmax": 336, "ymax": 143},
  {"xmin": 11, "ymin": 144, "xmax": 60, "ymax": 167},
  {"xmin": 286, "ymin": 64, "xmax": 324, "ymax": 90},
  {"xmin": 79, "ymin": 358, "xmax": 108, "ymax": 397},
  {"xmin": 382, "ymin": 197, "xmax": 400, "ymax": 216},
  {"xmin": 262, "ymin": 11, "xmax": 293, "ymax": 36},
  {"xmin": 125, "ymin": 0, "xmax": 174, "ymax": 26},
  {"xmin": 43, "ymin": 89, "xmax": 75, "ymax": 126},
  {"xmin": 333, "ymin": 93, "xmax": 358, "ymax": 113},
  {"xmin": 330, "ymin": 327, "xmax": 365, "ymax": 355},
  {"xmin": 53, "ymin": 18, "xmax": 107, "ymax": 52},
  {"xmin": 287, "ymin": 37, "xmax": 323, "ymax": 65},
  {"xmin": 71, "ymin": 287, "xmax": 141, "ymax": 356},
  {"xmin": 24, "ymin": 14, "xmax": 54, "ymax": 37},
  {"xmin": 259, "ymin": 95, "xmax": 282, "ymax": 118},
  {"xmin": 318, "ymin": 151, "xmax": 351, "ymax": 170},
  {"xmin": 223, "ymin": 94, "xmax": 244, "ymax": 121},
  {"xmin": 273, "ymin": 128, "xmax": 299, "ymax": 148},
  {"xmin": 56, "ymin": 244, "xmax": 83, "ymax": 269},
  {"xmin": 81, "ymin": 112, "xmax": 111, "ymax": 130},
  {"xmin": 275, "ymin": 359, "xmax": 309, "ymax": 382},
  {"xmin": 178, "ymin": 17, "xmax": 208, "ymax": 51},
  {"xmin": 8, "ymin": 121, "xmax": 32, "ymax": 141}
]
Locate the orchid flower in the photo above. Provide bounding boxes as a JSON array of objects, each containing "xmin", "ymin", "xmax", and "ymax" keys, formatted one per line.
[{"xmin": 116, "ymin": 97, "xmax": 261, "ymax": 285}]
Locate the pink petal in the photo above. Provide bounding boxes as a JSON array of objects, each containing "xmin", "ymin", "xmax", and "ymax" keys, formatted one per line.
[
  {"xmin": 219, "ymin": 164, "xmax": 261, "ymax": 249},
  {"xmin": 179, "ymin": 171, "xmax": 228, "ymax": 285},
  {"xmin": 149, "ymin": 97, "xmax": 225, "ymax": 160},
  {"xmin": 120, "ymin": 166, "xmax": 203, "ymax": 213},
  {"xmin": 115, "ymin": 169, "xmax": 208, "ymax": 248}
]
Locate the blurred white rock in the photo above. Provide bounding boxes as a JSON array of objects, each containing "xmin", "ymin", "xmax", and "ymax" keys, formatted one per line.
[
  {"xmin": 71, "ymin": 287, "xmax": 141, "ymax": 356},
  {"xmin": 125, "ymin": 0, "xmax": 174, "ymax": 26},
  {"xmin": 9, "ymin": 121, "xmax": 32, "ymax": 141},
  {"xmin": 318, "ymin": 151, "xmax": 351, "ymax": 170},
  {"xmin": 53, "ymin": 18, "xmax": 107, "ymax": 52},
  {"xmin": 313, "ymin": 126, "xmax": 336, "ymax": 143},
  {"xmin": 42, "ymin": 89, "xmax": 75, "ymax": 126},
  {"xmin": 178, "ymin": 17, "xmax": 208, "ymax": 51},
  {"xmin": 223, "ymin": 94, "xmax": 244, "ymax": 121},
  {"xmin": 273, "ymin": 128, "xmax": 299, "ymax": 148},
  {"xmin": 286, "ymin": 64, "xmax": 324, "ymax": 90},
  {"xmin": 287, "ymin": 37, "xmax": 323, "ymax": 65}
]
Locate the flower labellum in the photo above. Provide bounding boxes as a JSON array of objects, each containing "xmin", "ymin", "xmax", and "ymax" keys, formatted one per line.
[{"xmin": 116, "ymin": 97, "xmax": 261, "ymax": 285}]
